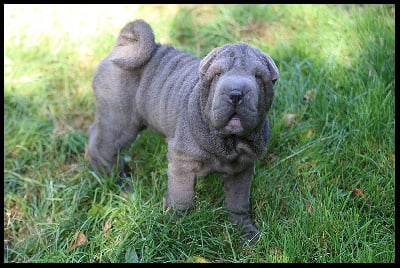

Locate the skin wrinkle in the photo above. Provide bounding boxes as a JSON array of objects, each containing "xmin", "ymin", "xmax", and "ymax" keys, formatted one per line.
[
  {"xmin": 88, "ymin": 20, "xmax": 279, "ymax": 244},
  {"xmin": 164, "ymin": 57, "xmax": 198, "ymax": 113}
]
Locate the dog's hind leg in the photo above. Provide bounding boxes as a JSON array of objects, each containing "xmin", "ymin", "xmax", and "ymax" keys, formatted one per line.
[{"xmin": 88, "ymin": 118, "xmax": 140, "ymax": 179}]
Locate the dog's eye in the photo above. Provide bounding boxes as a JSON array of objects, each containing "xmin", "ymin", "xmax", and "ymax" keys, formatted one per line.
[
  {"xmin": 255, "ymin": 71, "xmax": 265, "ymax": 79},
  {"xmin": 213, "ymin": 72, "xmax": 221, "ymax": 82},
  {"xmin": 255, "ymin": 74, "xmax": 263, "ymax": 84},
  {"xmin": 255, "ymin": 74, "xmax": 265, "ymax": 90}
]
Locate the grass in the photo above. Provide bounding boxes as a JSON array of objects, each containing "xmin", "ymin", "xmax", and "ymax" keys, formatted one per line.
[{"xmin": 4, "ymin": 4, "xmax": 395, "ymax": 263}]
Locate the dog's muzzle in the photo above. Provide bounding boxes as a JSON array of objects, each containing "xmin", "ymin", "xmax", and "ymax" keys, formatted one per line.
[{"xmin": 211, "ymin": 75, "xmax": 260, "ymax": 135}]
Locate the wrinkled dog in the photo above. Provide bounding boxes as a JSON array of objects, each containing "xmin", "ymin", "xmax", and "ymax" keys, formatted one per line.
[{"xmin": 88, "ymin": 20, "xmax": 279, "ymax": 244}]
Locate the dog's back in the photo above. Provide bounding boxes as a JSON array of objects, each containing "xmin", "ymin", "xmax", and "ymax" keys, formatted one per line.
[
  {"xmin": 135, "ymin": 44, "xmax": 200, "ymax": 137},
  {"xmin": 95, "ymin": 20, "xmax": 201, "ymax": 138}
]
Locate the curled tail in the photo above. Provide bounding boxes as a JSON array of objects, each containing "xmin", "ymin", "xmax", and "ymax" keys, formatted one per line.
[{"xmin": 109, "ymin": 20, "xmax": 156, "ymax": 70}]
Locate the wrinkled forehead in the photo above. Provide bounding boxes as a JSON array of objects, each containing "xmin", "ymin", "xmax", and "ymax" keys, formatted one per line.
[
  {"xmin": 214, "ymin": 43, "xmax": 265, "ymax": 72},
  {"xmin": 219, "ymin": 43, "xmax": 247, "ymax": 56}
]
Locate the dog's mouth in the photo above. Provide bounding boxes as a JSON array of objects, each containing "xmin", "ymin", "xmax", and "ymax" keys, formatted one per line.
[
  {"xmin": 223, "ymin": 113, "xmax": 244, "ymax": 134},
  {"xmin": 227, "ymin": 114, "xmax": 241, "ymax": 127}
]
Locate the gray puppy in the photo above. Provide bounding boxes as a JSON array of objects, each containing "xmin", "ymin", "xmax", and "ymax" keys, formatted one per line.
[{"xmin": 88, "ymin": 20, "xmax": 279, "ymax": 244}]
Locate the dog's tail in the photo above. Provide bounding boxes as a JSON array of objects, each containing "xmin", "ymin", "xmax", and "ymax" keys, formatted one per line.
[{"xmin": 109, "ymin": 20, "xmax": 156, "ymax": 70}]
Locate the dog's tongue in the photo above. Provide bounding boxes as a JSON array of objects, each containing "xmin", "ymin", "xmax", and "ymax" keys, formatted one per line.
[{"xmin": 227, "ymin": 114, "xmax": 242, "ymax": 128}]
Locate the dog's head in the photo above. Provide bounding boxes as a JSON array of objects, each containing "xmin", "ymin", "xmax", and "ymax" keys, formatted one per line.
[{"xmin": 198, "ymin": 42, "xmax": 279, "ymax": 136}]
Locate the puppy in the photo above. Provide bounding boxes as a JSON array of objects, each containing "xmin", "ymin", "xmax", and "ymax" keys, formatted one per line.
[{"xmin": 88, "ymin": 20, "xmax": 279, "ymax": 244}]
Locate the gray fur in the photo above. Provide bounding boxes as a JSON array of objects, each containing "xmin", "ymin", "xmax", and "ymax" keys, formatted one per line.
[{"xmin": 88, "ymin": 19, "xmax": 279, "ymax": 244}]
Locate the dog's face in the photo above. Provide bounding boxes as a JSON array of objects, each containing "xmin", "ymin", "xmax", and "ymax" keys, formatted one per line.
[{"xmin": 199, "ymin": 43, "xmax": 279, "ymax": 136}]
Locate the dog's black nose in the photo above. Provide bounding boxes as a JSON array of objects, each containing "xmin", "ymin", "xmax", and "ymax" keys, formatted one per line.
[{"xmin": 228, "ymin": 90, "xmax": 244, "ymax": 105}]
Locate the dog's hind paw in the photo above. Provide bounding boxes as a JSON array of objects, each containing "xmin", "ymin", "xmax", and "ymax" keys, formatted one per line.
[{"xmin": 118, "ymin": 172, "xmax": 134, "ymax": 198}]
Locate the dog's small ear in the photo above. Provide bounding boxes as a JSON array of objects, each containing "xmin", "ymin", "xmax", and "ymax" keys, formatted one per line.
[
  {"xmin": 262, "ymin": 53, "xmax": 279, "ymax": 84},
  {"xmin": 199, "ymin": 47, "xmax": 221, "ymax": 77}
]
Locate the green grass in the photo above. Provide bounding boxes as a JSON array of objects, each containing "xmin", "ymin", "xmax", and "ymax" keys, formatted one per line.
[{"xmin": 4, "ymin": 4, "xmax": 395, "ymax": 263}]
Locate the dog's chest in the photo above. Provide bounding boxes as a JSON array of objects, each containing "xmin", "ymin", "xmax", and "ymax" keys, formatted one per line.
[{"xmin": 195, "ymin": 144, "xmax": 258, "ymax": 177}]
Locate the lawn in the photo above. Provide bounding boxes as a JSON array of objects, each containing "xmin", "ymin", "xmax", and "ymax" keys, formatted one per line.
[{"xmin": 4, "ymin": 4, "xmax": 395, "ymax": 263}]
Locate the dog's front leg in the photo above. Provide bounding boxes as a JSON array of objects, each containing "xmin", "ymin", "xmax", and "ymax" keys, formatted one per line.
[
  {"xmin": 164, "ymin": 157, "xmax": 197, "ymax": 212},
  {"xmin": 222, "ymin": 166, "xmax": 260, "ymax": 245}
]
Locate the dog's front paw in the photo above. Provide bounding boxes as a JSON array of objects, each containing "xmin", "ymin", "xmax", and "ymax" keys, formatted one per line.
[
  {"xmin": 229, "ymin": 213, "xmax": 261, "ymax": 246},
  {"xmin": 240, "ymin": 224, "xmax": 261, "ymax": 247},
  {"xmin": 163, "ymin": 197, "xmax": 194, "ymax": 218}
]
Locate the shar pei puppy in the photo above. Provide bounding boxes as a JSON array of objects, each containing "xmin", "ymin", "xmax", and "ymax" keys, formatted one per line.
[{"xmin": 87, "ymin": 20, "xmax": 279, "ymax": 245}]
